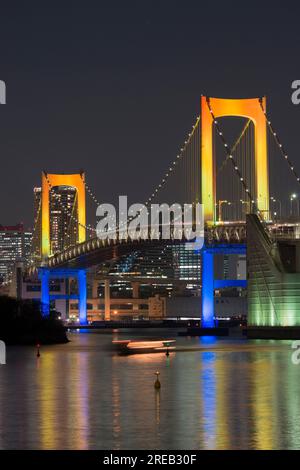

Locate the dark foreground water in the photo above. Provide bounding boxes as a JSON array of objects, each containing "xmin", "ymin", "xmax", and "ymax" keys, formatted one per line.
[{"xmin": 0, "ymin": 329, "xmax": 299, "ymax": 450}]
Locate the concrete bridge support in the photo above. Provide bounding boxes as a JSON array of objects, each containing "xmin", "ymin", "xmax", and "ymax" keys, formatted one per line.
[{"xmin": 247, "ymin": 214, "xmax": 300, "ymax": 327}]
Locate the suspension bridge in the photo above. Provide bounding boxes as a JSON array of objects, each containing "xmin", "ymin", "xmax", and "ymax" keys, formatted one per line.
[{"xmin": 26, "ymin": 96, "xmax": 300, "ymax": 330}]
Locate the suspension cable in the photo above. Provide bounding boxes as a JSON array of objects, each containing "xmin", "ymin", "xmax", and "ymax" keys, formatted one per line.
[
  {"xmin": 217, "ymin": 119, "xmax": 251, "ymax": 174},
  {"xmin": 77, "ymin": 115, "xmax": 202, "ymax": 238},
  {"xmin": 259, "ymin": 98, "xmax": 300, "ymax": 183},
  {"xmin": 145, "ymin": 115, "xmax": 201, "ymax": 207}
]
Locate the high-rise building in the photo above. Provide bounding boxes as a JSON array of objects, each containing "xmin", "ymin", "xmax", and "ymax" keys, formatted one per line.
[
  {"xmin": 215, "ymin": 253, "xmax": 246, "ymax": 280},
  {"xmin": 110, "ymin": 246, "xmax": 175, "ymax": 279},
  {"xmin": 104, "ymin": 243, "xmax": 201, "ymax": 298},
  {"xmin": 33, "ymin": 185, "xmax": 78, "ymax": 258},
  {"xmin": 172, "ymin": 245, "xmax": 201, "ymax": 282},
  {"xmin": 32, "ymin": 187, "xmax": 42, "ymax": 260},
  {"xmin": 49, "ymin": 186, "xmax": 78, "ymax": 253},
  {"xmin": 0, "ymin": 224, "xmax": 32, "ymax": 284}
]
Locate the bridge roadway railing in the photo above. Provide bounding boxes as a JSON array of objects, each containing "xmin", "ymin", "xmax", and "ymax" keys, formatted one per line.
[
  {"xmin": 38, "ymin": 222, "xmax": 246, "ymax": 270},
  {"xmin": 27, "ymin": 219, "xmax": 300, "ymax": 273},
  {"xmin": 267, "ymin": 224, "xmax": 300, "ymax": 241}
]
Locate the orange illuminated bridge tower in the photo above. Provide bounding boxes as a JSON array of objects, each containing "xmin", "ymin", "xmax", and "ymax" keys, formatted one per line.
[
  {"xmin": 200, "ymin": 96, "xmax": 269, "ymax": 328},
  {"xmin": 39, "ymin": 171, "xmax": 87, "ymax": 324},
  {"xmin": 201, "ymin": 96, "xmax": 269, "ymax": 223}
]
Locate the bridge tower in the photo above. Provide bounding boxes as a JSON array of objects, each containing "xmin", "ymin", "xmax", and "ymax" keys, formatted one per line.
[
  {"xmin": 39, "ymin": 172, "xmax": 87, "ymax": 325},
  {"xmin": 200, "ymin": 97, "xmax": 269, "ymax": 327},
  {"xmin": 201, "ymin": 96, "xmax": 269, "ymax": 224}
]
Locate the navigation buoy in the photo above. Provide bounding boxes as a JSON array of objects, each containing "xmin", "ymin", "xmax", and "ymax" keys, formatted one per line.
[
  {"xmin": 154, "ymin": 371, "xmax": 161, "ymax": 389},
  {"xmin": 36, "ymin": 343, "xmax": 40, "ymax": 358},
  {"xmin": 163, "ymin": 341, "xmax": 172, "ymax": 357}
]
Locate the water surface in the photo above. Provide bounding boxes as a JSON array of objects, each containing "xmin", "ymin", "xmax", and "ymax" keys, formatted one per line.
[{"xmin": 0, "ymin": 330, "xmax": 299, "ymax": 449}]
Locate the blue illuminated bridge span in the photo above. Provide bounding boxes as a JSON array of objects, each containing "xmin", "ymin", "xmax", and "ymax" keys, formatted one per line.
[{"xmin": 27, "ymin": 96, "xmax": 300, "ymax": 328}]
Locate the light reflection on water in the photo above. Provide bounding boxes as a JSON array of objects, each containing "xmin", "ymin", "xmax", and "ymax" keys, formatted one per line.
[{"xmin": 0, "ymin": 330, "xmax": 299, "ymax": 449}]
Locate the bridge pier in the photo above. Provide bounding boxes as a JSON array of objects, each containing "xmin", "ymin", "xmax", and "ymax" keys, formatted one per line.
[
  {"xmin": 104, "ymin": 278, "xmax": 110, "ymax": 321},
  {"xmin": 40, "ymin": 268, "xmax": 50, "ymax": 317},
  {"xmin": 38, "ymin": 267, "xmax": 87, "ymax": 325},
  {"xmin": 201, "ymin": 244, "xmax": 247, "ymax": 328},
  {"xmin": 78, "ymin": 269, "xmax": 87, "ymax": 325},
  {"xmin": 201, "ymin": 250, "xmax": 214, "ymax": 328}
]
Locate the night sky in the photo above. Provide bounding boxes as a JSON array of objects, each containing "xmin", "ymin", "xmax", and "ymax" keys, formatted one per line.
[{"xmin": 0, "ymin": 1, "xmax": 300, "ymax": 227}]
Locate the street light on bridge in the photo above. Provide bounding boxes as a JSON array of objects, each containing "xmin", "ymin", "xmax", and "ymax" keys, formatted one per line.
[
  {"xmin": 290, "ymin": 193, "xmax": 299, "ymax": 217},
  {"xmin": 270, "ymin": 196, "xmax": 282, "ymax": 220}
]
